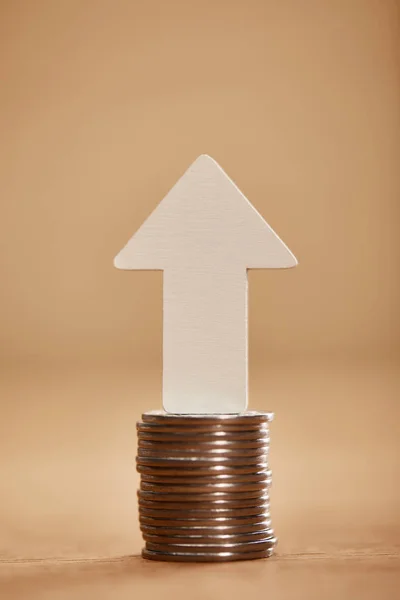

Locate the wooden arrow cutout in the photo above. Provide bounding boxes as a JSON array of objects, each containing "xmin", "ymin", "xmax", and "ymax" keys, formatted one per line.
[{"xmin": 114, "ymin": 155, "xmax": 297, "ymax": 414}]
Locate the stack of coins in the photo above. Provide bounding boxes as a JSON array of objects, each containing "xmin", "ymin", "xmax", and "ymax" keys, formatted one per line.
[{"xmin": 136, "ymin": 411, "xmax": 276, "ymax": 562}]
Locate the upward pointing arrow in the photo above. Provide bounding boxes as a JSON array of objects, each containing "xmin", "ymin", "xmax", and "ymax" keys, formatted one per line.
[{"xmin": 114, "ymin": 155, "xmax": 297, "ymax": 414}]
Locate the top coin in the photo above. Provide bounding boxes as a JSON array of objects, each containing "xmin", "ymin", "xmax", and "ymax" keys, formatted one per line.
[
  {"xmin": 142, "ymin": 412, "xmax": 273, "ymax": 426},
  {"xmin": 137, "ymin": 424, "xmax": 269, "ymax": 434}
]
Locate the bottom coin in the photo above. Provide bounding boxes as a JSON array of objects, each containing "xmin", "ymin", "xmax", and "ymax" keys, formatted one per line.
[
  {"xmin": 145, "ymin": 538, "xmax": 276, "ymax": 554},
  {"xmin": 142, "ymin": 547, "xmax": 275, "ymax": 562},
  {"xmin": 143, "ymin": 531, "xmax": 275, "ymax": 544}
]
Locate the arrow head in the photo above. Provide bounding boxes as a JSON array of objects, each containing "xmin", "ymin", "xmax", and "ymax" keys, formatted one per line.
[{"xmin": 114, "ymin": 155, "xmax": 297, "ymax": 270}]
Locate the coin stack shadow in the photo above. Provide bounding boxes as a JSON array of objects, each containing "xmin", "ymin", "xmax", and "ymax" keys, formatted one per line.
[{"xmin": 136, "ymin": 411, "xmax": 276, "ymax": 562}]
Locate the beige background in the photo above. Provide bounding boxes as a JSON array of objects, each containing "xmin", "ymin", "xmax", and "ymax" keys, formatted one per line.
[{"xmin": 0, "ymin": 0, "xmax": 399, "ymax": 598}]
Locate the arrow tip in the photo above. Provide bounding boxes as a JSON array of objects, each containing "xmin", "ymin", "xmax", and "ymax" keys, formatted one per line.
[
  {"xmin": 191, "ymin": 153, "xmax": 218, "ymax": 169},
  {"xmin": 197, "ymin": 153, "xmax": 215, "ymax": 160}
]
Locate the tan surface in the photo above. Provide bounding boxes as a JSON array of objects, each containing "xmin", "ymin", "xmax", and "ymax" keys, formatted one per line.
[
  {"xmin": 0, "ymin": 0, "xmax": 399, "ymax": 597},
  {"xmin": 1, "ymin": 554, "xmax": 400, "ymax": 600}
]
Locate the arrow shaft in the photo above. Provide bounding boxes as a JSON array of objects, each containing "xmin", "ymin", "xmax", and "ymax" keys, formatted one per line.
[{"xmin": 163, "ymin": 269, "xmax": 248, "ymax": 414}]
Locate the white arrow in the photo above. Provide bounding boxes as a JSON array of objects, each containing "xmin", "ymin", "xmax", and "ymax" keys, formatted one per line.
[{"xmin": 114, "ymin": 155, "xmax": 297, "ymax": 414}]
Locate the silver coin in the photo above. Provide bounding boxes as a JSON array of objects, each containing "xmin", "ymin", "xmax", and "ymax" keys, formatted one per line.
[
  {"xmin": 137, "ymin": 429, "xmax": 269, "ymax": 442},
  {"xmin": 138, "ymin": 439, "xmax": 270, "ymax": 449},
  {"xmin": 142, "ymin": 547, "xmax": 275, "ymax": 562},
  {"xmin": 136, "ymin": 464, "xmax": 270, "ymax": 476},
  {"xmin": 137, "ymin": 449, "xmax": 269, "ymax": 460},
  {"xmin": 140, "ymin": 479, "xmax": 272, "ymax": 494},
  {"xmin": 139, "ymin": 504, "xmax": 270, "ymax": 518},
  {"xmin": 142, "ymin": 530, "xmax": 275, "ymax": 544},
  {"xmin": 145, "ymin": 538, "xmax": 277, "ymax": 553},
  {"xmin": 139, "ymin": 514, "xmax": 272, "ymax": 528},
  {"xmin": 139, "ymin": 470, "xmax": 272, "ymax": 484},
  {"xmin": 138, "ymin": 496, "xmax": 270, "ymax": 511},
  {"xmin": 140, "ymin": 481, "xmax": 270, "ymax": 494},
  {"xmin": 137, "ymin": 423, "xmax": 270, "ymax": 434},
  {"xmin": 138, "ymin": 489, "xmax": 269, "ymax": 502},
  {"xmin": 139, "ymin": 521, "xmax": 273, "ymax": 536},
  {"xmin": 136, "ymin": 456, "xmax": 269, "ymax": 466},
  {"xmin": 142, "ymin": 411, "xmax": 273, "ymax": 426}
]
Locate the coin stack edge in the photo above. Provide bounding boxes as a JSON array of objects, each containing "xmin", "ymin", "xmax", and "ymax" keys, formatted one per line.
[{"xmin": 136, "ymin": 411, "xmax": 276, "ymax": 563}]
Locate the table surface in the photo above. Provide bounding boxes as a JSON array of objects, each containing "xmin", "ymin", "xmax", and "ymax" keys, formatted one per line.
[{"xmin": 1, "ymin": 549, "xmax": 400, "ymax": 600}]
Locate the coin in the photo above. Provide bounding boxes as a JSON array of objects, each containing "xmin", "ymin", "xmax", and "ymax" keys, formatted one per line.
[
  {"xmin": 138, "ymin": 439, "xmax": 270, "ymax": 449},
  {"xmin": 141, "ymin": 411, "xmax": 273, "ymax": 426},
  {"xmin": 140, "ymin": 481, "xmax": 269, "ymax": 494},
  {"xmin": 140, "ymin": 502, "xmax": 270, "ymax": 526},
  {"xmin": 139, "ymin": 514, "xmax": 272, "ymax": 528},
  {"xmin": 139, "ymin": 504, "xmax": 270, "ymax": 518},
  {"xmin": 145, "ymin": 538, "xmax": 276, "ymax": 554},
  {"xmin": 138, "ymin": 444, "xmax": 268, "ymax": 460},
  {"xmin": 142, "ymin": 530, "xmax": 275, "ymax": 544},
  {"xmin": 138, "ymin": 489, "xmax": 269, "ymax": 501},
  {"xmin": 139, "ymin": 521, "xmax": 273, "ymax": 535},
  {"xmin": 137, "ymin": 450, "xmax": 268, "ymax": 461},
  {"xmin": 139, "ymin": 493, "xmax": 270, "ymax": 503},
  {"xmin": 136, "ymin": 464, "xmax": 271, "ymax": 476},
  {"xmin": 140, "ymin": 480, "xmax": 272, "ymax": 491},
  {"xmin": 139, "ymin": 471, "xmax": 272, "ymax": 484},
  {"xmin": 137, "ymin": 429, "xmax": 269, "ymax": 442},
  {"xmin": 138, "ymin": 496, "xmax": 270, "ymax": 510},
  {"xmin": 142, "ymin": 548, "xmax": 275, "ymax": 562},
  {"xmin": 136, "ymin": 456, "xmax": 269, "ymax": 466},
  {"xmin": 137, "ymin": 423, "xmax": 270, "ymax": 434}
]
